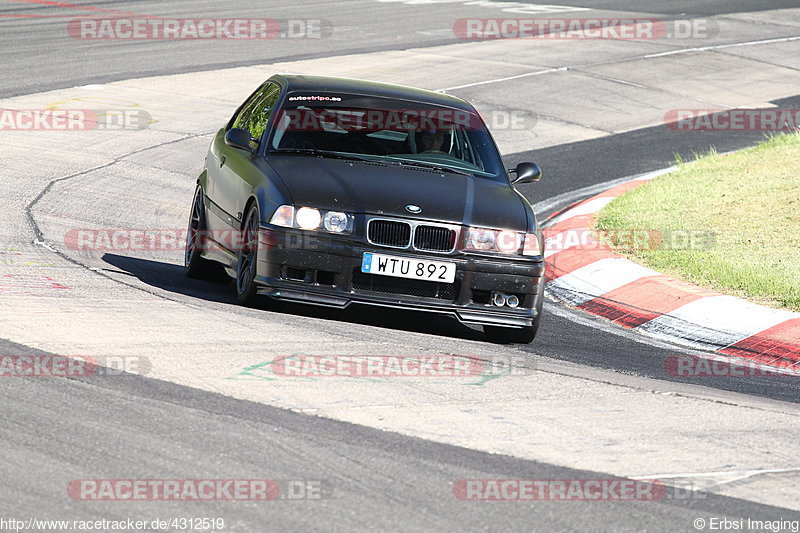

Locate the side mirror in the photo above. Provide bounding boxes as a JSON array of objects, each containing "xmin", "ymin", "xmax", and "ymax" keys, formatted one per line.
[
  {"xmin": 225, "ymin": 128, "xmax": 255, "ymax": 152},
  {"xmin": 509, "ymin": 162, "xmax": 542, "ymax": 185}
]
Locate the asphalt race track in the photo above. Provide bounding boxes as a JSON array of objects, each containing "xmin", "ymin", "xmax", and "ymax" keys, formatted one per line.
[
  {"xmin": 2, "ymin": 1, "xmax": 800, "ymax": 531},
  {"xmin": 3, "ymin": 0, "xmax": 799, "ymax": 98}
]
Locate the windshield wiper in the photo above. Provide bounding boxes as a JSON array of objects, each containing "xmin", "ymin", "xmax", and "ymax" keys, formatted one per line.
[
  {"xmin": 271, "ymin": 149, "xmax": 477, "ymax": 176},
  {"xmin": 390, "ymin": 160, "xmax": 476, "ymax": 177},
  {"xmin": 270, "ymin": 148, "xmax": 375, "ymax": 162}
]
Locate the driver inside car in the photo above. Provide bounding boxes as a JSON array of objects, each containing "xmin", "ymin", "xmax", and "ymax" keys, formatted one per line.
[{"xmin": 416, "ymin": 129, "xmax": 448, "ymax": 153}]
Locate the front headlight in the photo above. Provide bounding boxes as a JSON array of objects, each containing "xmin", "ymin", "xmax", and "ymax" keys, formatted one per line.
[
  {"xmin": 269, "ymin": 205, "xmax": 354, "ymax": 234},
  {"xmin": 465, "ymin": 228, "xmax": 496, "ymax": 251},
  {"xmin": 296, "ymin": 207, "xmax": 322, "ymax": 230},
  {"xmin": 462, "ymin": 227, "xmax": 522, "ymax": 254},
  {"xmin": 323, "ymin": 211, "xmax": 351, "ymax": 233}
]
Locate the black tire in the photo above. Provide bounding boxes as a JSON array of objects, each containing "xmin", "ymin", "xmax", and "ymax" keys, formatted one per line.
[
  {"xmin": 185, "ymin": 185, "xmax": 227, "ymax": 281},
  {"xmin": 235, "ymin": 203, "xmax": 262, "ymax": 306}
]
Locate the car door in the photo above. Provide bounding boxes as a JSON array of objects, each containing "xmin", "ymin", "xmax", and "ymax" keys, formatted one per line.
[{"xmin": 208, "ymin": 82, "xmax": 281, "ymax": 233}]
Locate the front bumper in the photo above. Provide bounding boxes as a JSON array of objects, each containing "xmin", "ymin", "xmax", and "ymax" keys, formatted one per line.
[{"xmin": 254, "ymin": 227, "xmax": 545, "ymax": 328}]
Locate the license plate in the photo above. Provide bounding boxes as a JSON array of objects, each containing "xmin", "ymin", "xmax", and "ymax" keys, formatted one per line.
[{"xmin": 361, "ymin": 252, "xmax": 456, "ymax": 283}]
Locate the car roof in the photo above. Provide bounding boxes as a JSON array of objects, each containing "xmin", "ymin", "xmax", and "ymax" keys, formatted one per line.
[{"xmin": 269, "ymin": 74, "xmax": 475, "ymax": 111}]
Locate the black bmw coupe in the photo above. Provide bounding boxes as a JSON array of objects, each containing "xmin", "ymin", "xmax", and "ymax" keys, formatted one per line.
[{"xmin": 185, "ymin": 74, "xmax": 545, "ymax": 343}]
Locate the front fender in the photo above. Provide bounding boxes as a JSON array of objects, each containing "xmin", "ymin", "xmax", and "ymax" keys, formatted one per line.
[{"xmin": 197, "ymin": 169, "xmax": 209, "ymax": 191}]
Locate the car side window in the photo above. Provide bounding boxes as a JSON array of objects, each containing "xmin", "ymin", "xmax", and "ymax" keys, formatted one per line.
[{"xmin": 231, "ymin": 82, "xmax": 281, "ymax": 142}]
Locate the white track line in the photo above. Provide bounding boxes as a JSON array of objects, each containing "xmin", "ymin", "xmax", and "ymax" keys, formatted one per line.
[
  {"xmin": 643, "ymin": 35, "xmax": 800, "ymax": 59},
  {"xmin": 634, "ymin": 467, "xmax": 800, "ymax": 480},
  {"xmin": 438, "ymin": 35, "xmax": 800, "ymax": 92},
  {"xmin": 438, "ymin": 67, "xmax": 568, "ymax": 92}
]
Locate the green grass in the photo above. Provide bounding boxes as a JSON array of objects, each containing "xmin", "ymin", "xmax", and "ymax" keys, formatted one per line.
[{"xmin": 595, "ymin": 132, "xmax": 800, "ymax": 311}]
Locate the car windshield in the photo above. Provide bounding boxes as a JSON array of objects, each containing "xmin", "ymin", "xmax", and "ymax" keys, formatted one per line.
[{"xmin": 268, "ymin": 92, "xmax": 506, "ymax": 180}]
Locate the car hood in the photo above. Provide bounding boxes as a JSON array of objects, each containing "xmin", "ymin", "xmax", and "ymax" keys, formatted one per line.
[{"xmin": 266, "ymin": 155, "xmax": 530, "ymax": 229}]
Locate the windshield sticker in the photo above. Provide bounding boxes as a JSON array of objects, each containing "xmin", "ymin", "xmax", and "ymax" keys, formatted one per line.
[{"xmin": 287, "ymin": 95, "xmax": 343, "ymax": 102}]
